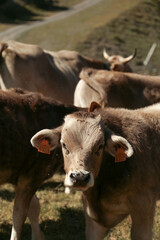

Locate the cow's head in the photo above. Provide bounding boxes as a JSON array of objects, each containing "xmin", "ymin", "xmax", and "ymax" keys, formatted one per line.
[
  {"xmin": 103, "ymin": 49, "xmax": 137, "ymax": 72},
  {"xmin": 31, "ymin": 103, "xmax": 133, "ymax": 192}
]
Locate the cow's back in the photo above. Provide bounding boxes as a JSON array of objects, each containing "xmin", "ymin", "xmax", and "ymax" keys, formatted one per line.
[{"xmin": 0, "ymin": 89, "xmax": 78, "ymax": 185}]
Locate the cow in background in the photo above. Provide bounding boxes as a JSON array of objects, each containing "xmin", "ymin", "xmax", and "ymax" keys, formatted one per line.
[
  {"xmin": 74, "ymin": 67, "xmax": 160, "ymax": 108},
  {"xmin": 103, "ymin": 48, "xmax": 136, "ymax": 72},
  {"xmin": 0, "ymin": 40, "xmax": 109, "ymax": 105},
  {"xmin": 32, "ymin": 102, "xmax": 160, "ymax": 240},
  {"xmin": 0, "ymin": 88, "xmax": 82, "ymax": 240}
]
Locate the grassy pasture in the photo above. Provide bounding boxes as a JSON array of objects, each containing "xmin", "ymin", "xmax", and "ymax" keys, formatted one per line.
[
  {"xmin": 17, "ymin": 0, "xmax": 142, "ymax": 50},
  {"xmin": 76, "ymin": 0, "xmax": 160, "ymax": 75},
  {"xmin": 0, "ymin": 173, "xmax": 160, "ymax": 239},
  {"xmin": 0, "ymin": 0, "xmax": 82, "ymax": 32}
]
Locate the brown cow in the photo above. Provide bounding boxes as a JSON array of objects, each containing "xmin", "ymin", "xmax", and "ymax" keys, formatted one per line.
[
  {"xmin": 74, "ymin": 67, "xmax": 160, "ymax": 108},
  {"xmin": 0, "ymin": 88, "xmax": 81, "ymax": 240},
  {"xmin": 103, "ymin": 48, "xmax": 136, "ymax": 72},
  {"xmin": 31, "ymin": 102, "xmax": 160, "ymax": 240},
  {"xmin": 0, "ymin": 40, "xmax": 109, "ymax": 104}
]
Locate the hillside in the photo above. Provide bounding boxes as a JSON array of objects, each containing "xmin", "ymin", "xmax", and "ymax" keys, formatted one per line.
[
  {"xmin": 17, "ymin": 0, "xmax": 141, "ymax": 51},
  {"xmin": 76, "ymin": 0, "xmax": 160, "ymax": 75},
  {"xmin": 0, "ymin": 0, "xmax": 81, "ymax": 31}
]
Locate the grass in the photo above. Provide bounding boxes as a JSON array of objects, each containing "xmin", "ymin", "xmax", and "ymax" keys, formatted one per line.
[
  {"xmin": 76, "ymin": 0, "xmax": 160, "ymax": 75},
  {"xmin": 0, "ymin": 0, "xmax": 82, "ymax": 32},
  {"xmin": 17, "ymin": 0, "xmax": 160, "ymax": 75},
  {"xmin": 0, "ymin": 174, "xmax": 85, "ymax": 240},
  {"xmin": 17, "ymin": 0, "xmax": 141, "ymax": 50},
  {"xmin": 0, "ymin": 173, "xmax": 160, "ymax": 239}
]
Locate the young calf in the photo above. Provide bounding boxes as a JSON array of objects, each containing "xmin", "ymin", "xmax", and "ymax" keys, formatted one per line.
[
  {"xmin": 32, "ymin": 102, "xmax": 160, "ymax": 240},
  {"xmin": 0, "ymin": 88, "xmax": 79, "ymax": 240}
]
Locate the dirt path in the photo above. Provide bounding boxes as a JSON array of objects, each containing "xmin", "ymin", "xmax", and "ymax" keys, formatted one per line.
[{"xmin": 0, "ymin": 0, "xmax": 102, "ymax": 41}]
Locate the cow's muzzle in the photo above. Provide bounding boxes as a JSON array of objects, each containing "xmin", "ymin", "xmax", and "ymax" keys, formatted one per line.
[
  {"xmin": 64, "ymin": 170, "xmax": 94, "ymax": 191},
  {"xmin": 70, "ymin": 171, "xmax": 90, "ymax": 184}
]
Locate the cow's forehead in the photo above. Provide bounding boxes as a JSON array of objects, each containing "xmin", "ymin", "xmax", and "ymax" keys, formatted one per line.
[
  {"xmin": 63, "ymin": 113, "xmax": 101, "ymax": 128},
  {"xmin": 62, "ymin": 113, "xmax": 104, "ymax": 143}
]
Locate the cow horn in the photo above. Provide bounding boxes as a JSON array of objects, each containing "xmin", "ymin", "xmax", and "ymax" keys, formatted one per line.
[
  {"xmin": 122, "ymin": 48, "xmax": 137, "ymax": 64},
  {"xmin": 103, "ymin": 48, "xmax": 110, "ymax": 60}
]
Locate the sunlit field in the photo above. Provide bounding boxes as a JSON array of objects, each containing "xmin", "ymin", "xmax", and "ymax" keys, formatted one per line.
[{"xmin": 0, "ymin": 173, "xmax": 160, "ymax": 240}]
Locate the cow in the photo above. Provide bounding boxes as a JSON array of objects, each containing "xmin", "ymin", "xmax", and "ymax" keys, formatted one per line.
[
  {"xmin": 0, "ymin": 40, "xmax": 109, "ymax": 105},
  {"xmin": 74, "ymin": 67, "xmax": 160, "ymax": 108},
  {"xmin": 103, "ymin": 48, "xmax": 136, "ymax": 72},
  {"xmin": 31, "ymin": 102, "xmax": 160, "ymax": 240},
  {"xmin": 0, "ymin": 88, "xmax": 82, "ymax": 240}
]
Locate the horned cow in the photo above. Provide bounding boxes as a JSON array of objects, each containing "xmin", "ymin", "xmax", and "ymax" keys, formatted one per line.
[
  {"xmin": 103, "ymin": 48, "xmax": 136, "ymax": 72},
  {"xmin": 32, "ymin": 102, "xmax": 160, "ymax": 240}
]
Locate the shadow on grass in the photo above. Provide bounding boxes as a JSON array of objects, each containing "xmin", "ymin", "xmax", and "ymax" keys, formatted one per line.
[
  {"xmin": 0, "ymin": 189, "xmax": 14, "ymax": 202},
  {"xmin": 0, "ymin": 207, "xmax": 85, "ymax": 240},
  {"xmin": 42, "ymin": 208, "xmax": 85, "ymax": 240},
  {"xmin": 0, "ymin": 1, "xmax": 69, "ymax": 24},
  {"xmin": 0, "ymin": 180, "xmax": 64, "ymax": 203},
  {"xmin": 38, "ymin": 181, "xmax": 64, "ymax": 191}
]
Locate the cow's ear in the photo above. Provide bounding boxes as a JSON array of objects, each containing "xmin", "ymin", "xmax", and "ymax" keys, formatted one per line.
[
  {"xmin": 88, "ymin": 101, "xmax": 101, "ymax": 112},
  {"xmin": 30, "ymin": 127, "xmax": 61, "ymax": 152},
  {"xmin": 105, "ymin": 134, "xmax": 133, "ymax": 158}
]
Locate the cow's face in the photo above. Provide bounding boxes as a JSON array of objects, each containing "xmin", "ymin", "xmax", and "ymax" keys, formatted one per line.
[
  {"xmin": 61, "ymin": 113, "xmax": 105, "ymax": 191},
  {"xmin": 103, "ymin": 49, "xmax": 136, "ymax": 72},
  {"xmin": 61, "ymin": 112, "xmax": 133, "ymax": 191},
  {"xmin": 31, "ymin": 111, "xmax": 133, "ymax": 192}
]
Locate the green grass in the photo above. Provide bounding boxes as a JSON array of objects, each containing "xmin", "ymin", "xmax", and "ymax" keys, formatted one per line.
[
  {"xmin": 17, "ymin": 0, "xmax": 160, "ymax": 75},
  {"xmin": 17, "ymin": 0, "xmax": 141, "ymax": 50},
  {"xmin": 76, "ymin": 0, "xmax": 160, "ymax": 75},
  {"xmin": 0, "ymin": 0, "xmax": 82, "ymax": 32}
]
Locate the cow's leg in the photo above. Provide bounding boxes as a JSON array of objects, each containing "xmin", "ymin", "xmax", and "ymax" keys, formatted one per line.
[
  {"xmin": 27, "ymin": 194, "xmax": 45, "ymax": 240},
  {"xmin": 10, "ymin": 181, "xmax": 35, "ymax": 240},
  {"xmin": 129, "ymin": 194, "xmax": 156, "ymax": 240},
  {"xmin": 85, "ymin": 213, "xmax": 107, "ymax": 240}
]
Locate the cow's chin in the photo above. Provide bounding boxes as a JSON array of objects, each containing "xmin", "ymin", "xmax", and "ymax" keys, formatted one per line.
[
  {"xmin": 65, "ymin": 184, "xmax": 92, "ymax": 192},
  {"xmin": 73, "ymin": 185, "xmax": 91, "ymax": 192}
]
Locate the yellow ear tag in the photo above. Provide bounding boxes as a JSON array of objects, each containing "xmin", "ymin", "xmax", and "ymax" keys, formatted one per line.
[
  {"xmin": 38, "ymin": 139, "xmax": 51, "ymax": 155},
  {"xmin": 115, "ymin": 147, "xmax": 126, "ymax": 163}
]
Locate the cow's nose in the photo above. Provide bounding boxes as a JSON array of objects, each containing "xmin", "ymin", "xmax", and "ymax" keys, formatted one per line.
[{"xmin": 69, "ymin": 171, "xmax": 90, "ymax": 184}]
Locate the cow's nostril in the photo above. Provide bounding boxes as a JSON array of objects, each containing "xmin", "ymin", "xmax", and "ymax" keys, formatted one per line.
[
  {"xmin": 84, "ymin": 173, "xmax": 90, "ymax": 183},
  {"xmin": 70, "ymin": 173, "xmax": 76, "ymax": 181},
  {"xmin": 70, "ymin": 173, "xmax": 74, "ymax": 179}
]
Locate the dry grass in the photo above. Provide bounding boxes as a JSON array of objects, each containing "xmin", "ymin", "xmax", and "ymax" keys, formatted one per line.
[
  {"xmin": 0, "ymin": 173, "xmax": 160, "ymax": 239},
  {"xmin": 0, "ymin": 173, "xmax": 84, "ymax": 240}
]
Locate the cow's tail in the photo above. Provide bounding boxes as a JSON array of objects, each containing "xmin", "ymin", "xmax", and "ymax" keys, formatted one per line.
[{"xmin": 79, "ymin": 68, "xmax": 107, "ymax": 107}]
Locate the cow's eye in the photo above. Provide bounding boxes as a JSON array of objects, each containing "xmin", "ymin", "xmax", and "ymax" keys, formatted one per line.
[
  {"xmin": 95, "ymin": 144, "xmax": 103, "ymax": 156},
  {"xmin": 61, "ymin": 142, "xmax": 70, "ymax": 155}
]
